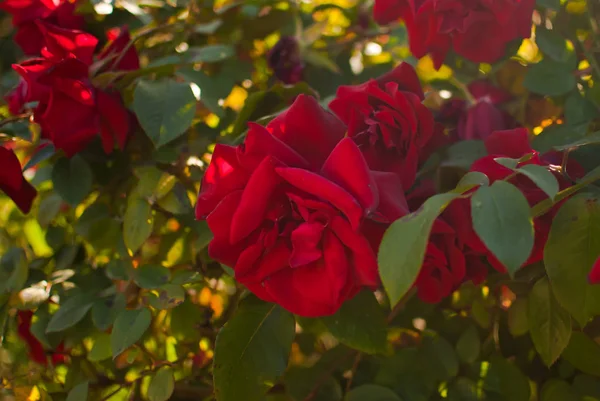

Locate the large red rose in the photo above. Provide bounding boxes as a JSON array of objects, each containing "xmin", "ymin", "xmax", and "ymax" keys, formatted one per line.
[
  {"xmin": 196, "ymin": 95, "xmax": 409, "ymax": 317},
  {"xmin": 329, "ymin": 63, "xmax": 442, "ymax": 191},
  {"xmin": 11, "ymin": 23, "xmax": 138, "ymax": 156},
  {"xmin": 0, "ymin": 146, "xmax": 37, "ymax": 213},
  {"xmin": 437, "ymin": 80, "xmax": 518, "ymax": 142},
  {"xmin": 445, "ymin": 128, "xmax": 584, "ymax": 273},
  {"xmin": 0, "ymin": 0, "xmax": 84, "ymax": 55},
  {"xmin": 373, "ymin": 0, "xmax": 535, "ymax": 69}
]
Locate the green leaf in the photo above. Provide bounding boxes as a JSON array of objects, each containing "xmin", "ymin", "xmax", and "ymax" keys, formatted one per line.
[
  {"xmin": 0, "ymin": 248, "xmax": 28, "ymax": 294},
  {"xmin": 552, "ymin": 130, "xmax": 600, "ymax": 151},
  {"xmin": 483, "ymin": 355, "xmax": 530, "ymax": 401},
  {"xmin": 379, "ymin": 192, "xmax": 460, "ymax": 307},
  {"xmin": 528, "ymin": 277, "xmax": 572, "ymax": 366},
  {"xmin": 66, "ymin": 381, "xmax": 88, "ymax": 401},
  {"xmin": 321, "ymin": 291, "xmax": 387, "ymax": 354},
  {"xmin": 523, "ymin": 58, "xmax": 576, "ymax": 97},
  {"xmin": 536, "ymin": 0, "xmax": 560, "ymax": 9},
  {"xmin": 303, "ymin": 50, "xmax": 341, "ymax": 74},
  {"xmin": 471, "ymin": 181, "xmax": 534, "ymax": 276},
  {"xmin": 106, "ymin": 260, "xmax": 131, "ymax": 281},
  {"xmin": 540, "ymin": 380, "xmax": 580, "ymax": 401},
  {"xmin": 535, "ymin": 27, "xmax": 573, "ymax": 63},
  {"xmin": 89, "ymin": 333, "xmax": 112, "ymax": 362},
  {"xmin": 561, "ymin": 331, "xmax": 600, "ymax": 376},
  {"xmin": 565, "ymin": 92, "xmax": 599, "ymax": 125},
  {"xmin": 24, "ymin": 144, "xmax": 55, "ymax": 171},
  {"xmin": 213, "ymin": 296, "xmax": 295, "ymax": 401},
  {"xmin": 148, "ymin": 366, "xmax": 175, "ymax": 401},
  {"xmin": 517, "ymin": 164, "xmax": 560, "ymax": 200},
  {"xmin": 51, "ymin": 155, "xmax": 93, "ymax": 206},
  {"xmin": 91, "ymin": 293, "xmax": 126, "ymax": 331},
  {"xmin": 346, "ymin": 385, "xmax": 402, "ymax": 401},
  {"xmin": 133, "ymin": 264, "xmax": 171, "ymax": 289},
  {"xmin": 183, "ymin": 44, "xmax": 235, "ymax": 63},
  {"xmin": 145, "ymin": 284, "xmax": 185, "ymax": 310},
  {"xmin": 455, "ymin": 325, "xmax": 480, "ymax": 364},
  {"xmin": 111, "ymin": 308, "xmax": 152, "ymax": 357},
  {"xmin": 123, "ymin": 197, "xmax": 154, "ymax": 254},
  {"xmin": 508, "ymin": 298, "xmax": 529, "ymax": 337},
  {"xmin": 421, "ymin": 334, "xmax": 459, "ymax": 380},
  {"xmin": 132, "ymin": 79, "xmax": 197, "ymax": 147},
  {"xmin": 46, "ymin": 293, "xmax": 95, "ymax": 333},
  {"xmin": 544, "ymin": 194, "xmax": 600, "ymax": 326}
]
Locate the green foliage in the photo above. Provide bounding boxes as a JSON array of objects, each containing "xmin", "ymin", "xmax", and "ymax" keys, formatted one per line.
[
  {"xmin": 379, "ymin": 193, "xmax": 460, "ymax": 306},
  {"xmin": 471, "ymin": 181, "xmax": 535, "ymax": 275},
  {"xmin": 213, "ymin": 296, "xmax": 295, "ymax": 401}
]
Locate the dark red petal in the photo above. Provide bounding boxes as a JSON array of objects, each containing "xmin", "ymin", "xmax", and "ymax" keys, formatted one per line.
[
  {"xmin": 195, "ymin": 144, "xmax": 250, "ymax": 219},
  {"xmin": 289, "ymin": 222, "xmax": 325, "ymax": 268},
  {"xmin": 276, "ymin": 167, "xmax": 364, "ymax": 230},
  {"xmin": 266, "ymin": 94, "xmax": 347, "ymax": 169},
  {"xmin": 370, "ymin": 171, "xmax": 409, "ymax": 222},
  {"xmin": 484, "ymin": 128, "xmax": 533, "ymax": 159},
  {"xmin": 230, "ymin": 157, "xmax": 281, "ymax": 244},
  {"xmin": 97, "ymin": 89, "xmax": 130, "ymax": 153},
  {"xmin": 37, "ymin": 22, "xmax": 98, "ymax": 65},
  {"xmin": 239, "ymin": 122, "xmax": 310, "ymax": 170},
  {"xmin": 376, "ymin": 62, "xmax": 424, "ymax": 99},
  {"xmin": 321, "ymin": 138, "xmax": 379, "ymax": 214}
]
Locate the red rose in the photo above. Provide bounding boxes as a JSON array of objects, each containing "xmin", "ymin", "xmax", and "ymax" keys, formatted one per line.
[
  {"xmin": 0, "ymin": 147, "xmax": 37, "ymax": 213},
  {"xmin": 446, "ymin": 128, "xmax": 582, "ymax": 273},
  {"xmin": 12, "ymin": 23, "xmax": 137, "ymax": 156},
  {"xmin": 437, "ymin": 81, "xmax": 518, "ymax": 142},
  {"xmin": 0, "ymin": 0, "xmax": 84, "ymax": 55},
  {"xmin": 373, "ymin": 0, "xmax": 535, "ymax": 69},
  {"xmin": 196, "ymin": 95, "xmax": 408, "ymax": 317},
  {"xmin": 329, "ymin": 63, "xmax": 441, "ymax": 190},
  {"xmin": 17, "ymin": 310, "xmax": 68, "ymax": 366}
]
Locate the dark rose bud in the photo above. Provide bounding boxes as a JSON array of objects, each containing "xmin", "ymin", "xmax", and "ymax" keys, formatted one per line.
[{"xmin": 267, "ymin": 36, "xmax": 304, "ymax": 85}]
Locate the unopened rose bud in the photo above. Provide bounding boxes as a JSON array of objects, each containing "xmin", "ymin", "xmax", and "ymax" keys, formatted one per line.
[{"xmin": 267, "ymin": 36, "xmax": 304, "ymax": 84}]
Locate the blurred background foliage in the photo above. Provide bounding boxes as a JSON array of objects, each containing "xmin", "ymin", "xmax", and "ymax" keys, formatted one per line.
[{"xmin": 1, "ymin": 0, "xmax": 600, "ymax": 401}]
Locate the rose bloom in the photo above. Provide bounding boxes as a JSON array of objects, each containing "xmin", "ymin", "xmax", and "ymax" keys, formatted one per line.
[
  {"xmin": 0, "ymin": 0, "xmax": 84, "ymax": 55},
  {"xmin": 329, "ymin": 63, "xmax": 443, "ymax": 191},
  {"xmin": 196, "ymin": 95, "xmax": 409, "ymax": 317},
  {"xmin": 373, "ymin": 0, "xmax": 535, "ymax": 69},
  {"xmin": 436, "ymin": 80, "xmax": 518, "ymax": 142},
  {"xmin": 445, "ymin": 128, "xmax": 585, "ymax": 273},
  {"xmin": 267, "ymin": 36, "xmax": 304, "ymax": 85},
  {"xmin": 11, "ymin": 23, "xmax": 139, "ymax": 156}
]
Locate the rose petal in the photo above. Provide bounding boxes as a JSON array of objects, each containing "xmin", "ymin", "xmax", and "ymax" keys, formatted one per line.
[
  {"xmin": 276, "ymin": 167, "xmax": 364, "ymax": 229},
  {"xmin": 290, "ymin": 222, "xmax": 325, "ymax": 268},
  {"xmin": 239, "ymin": 122, "xmax": 310, "ymax": 170},
  {"xmin": 266, "ymin": 94, "xmax": 346, "ymax": 169},
  {"xmin": 484, "ymin": 128, "xmax": 533, "ymax": 159},
  {"xmin": 230, "ymin": 157, "xmax": 281, "ymax": 244},
  {"xmin": 37, "ymin": 22, "xmax": 98, "ymax": 65},
  {"xmin": 196, "ymin": 144, "xmax": 250, "ymax": 219},
  {"xmin": 321, "ymin": 138, "xmax": 379, "ymax": 214}
]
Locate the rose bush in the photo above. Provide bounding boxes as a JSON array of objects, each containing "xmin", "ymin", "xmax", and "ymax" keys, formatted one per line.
[{"xmin": 0, "ymin": 1, "xmax": 600, "ymax": 401}]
